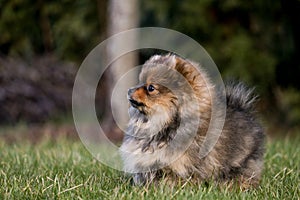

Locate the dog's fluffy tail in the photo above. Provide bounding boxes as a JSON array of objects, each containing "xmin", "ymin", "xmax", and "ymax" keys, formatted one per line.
[{"xmin": 225, "ymin": 81, "xmax": 258, "ymax": 112}]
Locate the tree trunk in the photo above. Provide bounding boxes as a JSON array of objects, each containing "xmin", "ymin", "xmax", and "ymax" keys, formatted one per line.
[{"xmin": 104, "ymin": 0, "xmax": 139, "ymax": 141}]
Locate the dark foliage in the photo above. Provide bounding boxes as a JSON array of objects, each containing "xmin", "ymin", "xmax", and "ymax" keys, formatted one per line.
[{"xmin": 0, "ymin": 55, "xmax": 77, "ymax": 124}]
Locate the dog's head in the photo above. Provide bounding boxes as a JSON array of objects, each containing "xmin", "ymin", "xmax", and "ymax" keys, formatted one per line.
[
  {"xmin": 128, "ymin": 55, "xmax": 181, "ymax": 122},
  {"xmin": 127, "ymin": 54, "xmax": 213, "ymax": 143},
  {"xmin": 127, "ymin": 55, "xmax": 201, "ymax": 124}
]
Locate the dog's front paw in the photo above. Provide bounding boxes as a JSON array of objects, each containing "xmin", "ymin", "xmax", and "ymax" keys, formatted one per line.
[
  {"xmin": 132, "ymin": 172, "xmax": 156, "ymax": 186},
  {"xmin": 133, "ymin": 173, "xmax": 147, "ymax": 186}
]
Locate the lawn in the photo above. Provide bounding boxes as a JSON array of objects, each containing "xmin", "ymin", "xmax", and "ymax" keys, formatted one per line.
[{"xmin": 0, "ymin": 131, "xmax": 299, "ymax": 199}]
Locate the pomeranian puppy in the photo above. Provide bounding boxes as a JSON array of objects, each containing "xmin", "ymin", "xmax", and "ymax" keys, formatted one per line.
[{"xmin": 120, "ymin": 54, "xmax": 265, "ymax": 189}]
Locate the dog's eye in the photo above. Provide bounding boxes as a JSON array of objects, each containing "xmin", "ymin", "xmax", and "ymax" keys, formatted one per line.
[{"xmin": 147, "ymin": 85, "xmax": 155, "ymax": 92}]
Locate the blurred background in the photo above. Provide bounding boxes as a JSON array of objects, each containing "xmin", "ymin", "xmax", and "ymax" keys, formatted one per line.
[{"xmin": 0, "ymin": 0, "xmax": 299, "ymax": 142}]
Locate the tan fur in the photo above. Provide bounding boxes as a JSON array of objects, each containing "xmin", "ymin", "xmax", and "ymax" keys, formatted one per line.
[{"xmin": 120, "ymin": 54, "xmax": 265, "ymax": 189}]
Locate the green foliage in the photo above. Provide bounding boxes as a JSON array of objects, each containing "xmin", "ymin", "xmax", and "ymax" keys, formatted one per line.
[
  {"xmin": 0, "ymin": 135, "xmax": 299, "ymax": 199},
  {"xmin": 0, "ymin": 0, "xmax": 41, "ymax": 57},
  {"xmin": 275, "ymin": 87, "xmax": 300, "ymax": 126},
  {"xmin": 0, "ymin": 0, "xmax": 105, "ymax": 61}
]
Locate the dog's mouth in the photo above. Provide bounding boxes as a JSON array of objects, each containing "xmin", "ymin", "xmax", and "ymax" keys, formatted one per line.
[{"xmin": 129, "ymin": 98, "xmax": 145, "ymax": 108}]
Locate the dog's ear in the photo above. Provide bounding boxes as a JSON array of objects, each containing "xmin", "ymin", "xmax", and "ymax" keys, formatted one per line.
[
  {"xmin": 165, "ymin": 54, "xmax": 177, "ymax": 69},
  {"xmin": 173, "ymin": 56, "xmax": 199, "ymax": 81},
  {"xmin": 173, "ymin": 56, "xmax": 212, "ymax": 96},
  {"xmin": 139, "ymin": 54, "xmax": 177, "ymax": 82},
  {"xmin": 147, "ymin": 54, "xmax": 177, "ymax": 69}
]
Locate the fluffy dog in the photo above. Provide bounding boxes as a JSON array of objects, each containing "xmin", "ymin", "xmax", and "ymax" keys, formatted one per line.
[{"xmin": 120, "ymin": 54, "xmax": 265, "ymax": 189}]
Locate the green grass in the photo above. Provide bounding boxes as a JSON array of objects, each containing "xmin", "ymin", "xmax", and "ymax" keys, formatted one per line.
[{"xmin": 0, "ymin": 135, "xmax": 299, "ymax": 199}]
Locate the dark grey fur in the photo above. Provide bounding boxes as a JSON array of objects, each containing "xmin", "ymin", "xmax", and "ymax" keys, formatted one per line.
[
  {"xmin": 120, "ymin": 55, "xmax": 265, "ymax": 188},
  {"xmin": 216, "ymin": 81, "xmax": 265, "ymax": 185}
]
